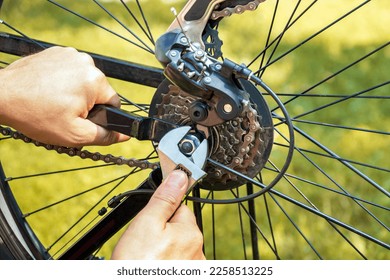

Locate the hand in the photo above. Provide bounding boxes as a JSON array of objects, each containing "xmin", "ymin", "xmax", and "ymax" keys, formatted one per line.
[
  {"xmin": 0, "ymin": 46, "xmax": 129, "ymax": 147},
  {"xmin": 111, "ymin": 170, "xmax": 206, "ymax": 260}
]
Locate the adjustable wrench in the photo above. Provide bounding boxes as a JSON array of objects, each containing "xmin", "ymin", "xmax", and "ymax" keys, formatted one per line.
[{"xmin": 157, "ymin": 126, "xmax": 208, "ymax": 192}]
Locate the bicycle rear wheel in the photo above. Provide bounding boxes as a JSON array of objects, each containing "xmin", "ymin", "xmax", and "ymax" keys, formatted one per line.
[{"xmin": 0, "ymin": 0, "xmax": 389, "ymax": 259}]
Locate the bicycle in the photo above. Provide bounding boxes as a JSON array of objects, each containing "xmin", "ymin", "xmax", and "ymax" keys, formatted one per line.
[{"xmin": 0, "ymin": 0, "xmax": 389, "ymax": 260}]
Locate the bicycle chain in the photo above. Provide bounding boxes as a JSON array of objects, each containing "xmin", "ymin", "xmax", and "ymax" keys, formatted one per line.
[
  {"xmin": 211, "ymin": 0, "xmax": 265, "ymax": 20},
  {"xmin": 0, "ymin": 125, "xmax": 159, "ymax": 170}
]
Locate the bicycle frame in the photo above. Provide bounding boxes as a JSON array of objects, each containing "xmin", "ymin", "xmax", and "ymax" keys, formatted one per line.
[
  {"xmin": 59, "ymin": 169, "xmax": 162, "ymax": 259},
  {"xmin": 0, "ymin": 33, "xmax": 164, "ymax": 87}
]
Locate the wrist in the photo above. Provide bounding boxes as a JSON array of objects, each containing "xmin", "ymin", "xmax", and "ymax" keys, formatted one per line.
[{"xmin": 0, "ymin": 67, "xmax": 19, "ymax": 127}]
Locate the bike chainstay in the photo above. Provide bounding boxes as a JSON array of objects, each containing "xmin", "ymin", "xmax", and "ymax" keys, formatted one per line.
[{"xmin": 0, "ymin": 125, "xmax": 159, "ymax": 170}]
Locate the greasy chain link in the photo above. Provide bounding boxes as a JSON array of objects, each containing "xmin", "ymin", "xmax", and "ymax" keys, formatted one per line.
[
  {"xmin": 212, "ymin": 0, "xmax": 265, "ymax": 20},
  {"xmin": 0, "ymin": 0, "xmax": 264, "ymax": 171},
  {"xmin": 0, "ymin": 125, "xmax": 159, "ymax": 170}
]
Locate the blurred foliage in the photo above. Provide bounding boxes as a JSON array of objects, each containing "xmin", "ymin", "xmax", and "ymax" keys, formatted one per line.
[{"xmin": 0, "ymin": 0, "xmax": 389, "ymax": 259}]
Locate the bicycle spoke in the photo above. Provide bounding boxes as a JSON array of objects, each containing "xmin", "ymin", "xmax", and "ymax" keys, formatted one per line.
[
  {"xmin": 269, "ymin": 161, "xmax": 369, "ymax": 259},
  {"xmin": 235, "ymin": 188, "xmax": 248, "ymax": 260},
  {"xmin": 280, "ymin": 43, "xmax": 390, "ymax": 110},
  {"xmin": 22, "ymin": 174, "xmax": 129, "ymax": 218},
  {"xmin": 120, "ymin": 0, "xmax": 155, "ymax": 45},
  {"xmin": 246, "ymin": 183, "xmax": 260, "ymax": 260},
  {"xmin": 4, "ymin": 163, "xmax": 115, "ymax": 182},
  {"xmin": 273, "ymin": 141, "xmax": 389, "ymax": 174},
  {"xmin": 231, "ymin": 191, "xmax": 280, "ymax": 259},
  {"xmin": 210, "ymin": 191, "xmax": 217, "ymax": 260},
  {"xmin": 249, "ymin": 0, "xmax": 318, "ymax": 72},
  {"xmin": 119, "ymin": 94, "xmax": 150, "ymax": 114},
  {"xmin": 92, "ymin": 0, "xmax": 153, "ymax": 52},
  {"xmin": 51, "ymin": 214, "xmax": 101, "ymax": 259},
  {"xmin": 262, "ymin": 193, "xmax": 279, "ymax": 259},
  {"xmin": 273, "ymin": 127, "xmax": 390, "ymax": 231},
  {"xmin": 266, "ymin": 93, "xmax": 390, "ymax": 99},
  {"xmin": 256, "ymin": 0, "xmax": 370, "ymax": 75},
  {"xmin": 268, "ymin": 187, "xmax": 390, "ymax": 250},
  {"xmin": 47, "ymin": 0, "xmax": 154, "ymax": 54},
  {"xmin": 270, "ymin": 192, "xmax": 323, "ymax": 259},
  {"xmin": 257, "ymin": 0, "xmax": 305, "ymax": 77},
  {"xmin": 0, "ymin": 60, "xmax": 9, "ymax": 66},
  {"xmin": 291, "ymin": 119, "xmax": 390, "ymax": 136},
  {"xmin": 45, "ymin": 169, "xmax": 136, "ymax": 253},
  {"xmin": 294, "ymin": 126, "xmax": 390, "ymax": 197},
  {"xmin": 0, "ymin": 136, "xmax": 11, "ymax": 141},
  {"xmin": 0, "ymin": 19, "xmax": 45, "ymax": 49},
  {"xmin": 1, "ymin": 0, "xmax": 388, "ymax": 260},
  {"xmin": 264, "ymin": 167, "xmax": 390, "ymax": 211},
  {"xmin": 257, "ymin": 0, "xmax": 280, "ymax": 72},
  {"xmin": 292, "ymin": 80, "xmax": 390, "ymax": 119}
]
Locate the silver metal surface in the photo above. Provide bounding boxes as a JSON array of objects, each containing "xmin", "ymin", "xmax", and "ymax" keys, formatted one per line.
[{"xmin": 157, "ymin": 126, "xmax": 208, "ymax": 191}]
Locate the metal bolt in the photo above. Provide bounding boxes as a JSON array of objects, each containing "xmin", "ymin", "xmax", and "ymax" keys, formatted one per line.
[
  {"xmin": 195, "ymin": 49, "xmax": 204, "ymax": 59},
  {"xmin": 180, "ymin": 141, "xmax": 195, "ymax": 155},
  {"xmin": 203, "ymin": 76, "xmax": 212, "ymax": 84},
  {"xmin": 177, "ymin": 62, "xmax": 185, "ymax": 72},
  {"xmin": 170, "ymin": 50, "xmax": 177, "ymax": 57},
  {"xmin": 215, "ymin": 64, "xmax": 222, "ymax": 71},
  {"xmin": 179, "ymin": 134, "xmax": 201, "ymax": 156},
  {"xmin": 223, "ymin": 103, "xmax": 233, "ymax": 113}
]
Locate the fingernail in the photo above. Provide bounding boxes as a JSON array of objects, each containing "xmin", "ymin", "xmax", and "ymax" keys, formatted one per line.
[{"xmin": 166, "ymin": 170, "xmax": 188, "ymax": 191}]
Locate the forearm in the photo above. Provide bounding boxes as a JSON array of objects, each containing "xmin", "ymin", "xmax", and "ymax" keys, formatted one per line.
[
  {"xmin": 0, "ymin": 64, "xmax": 46, "ymax": 135},
  {"xmin": 0, "ymin": 67, "xmax": 18, "ymax": 127}
]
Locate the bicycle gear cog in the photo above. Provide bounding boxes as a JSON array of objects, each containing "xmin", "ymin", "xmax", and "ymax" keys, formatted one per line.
[
  {"xmin": 203, "ymin": 24, "xmax": 223, "ymax": 59},
  {"xmin": 150, "ymin": 79, "xmax": 273, "ymax": 191}
]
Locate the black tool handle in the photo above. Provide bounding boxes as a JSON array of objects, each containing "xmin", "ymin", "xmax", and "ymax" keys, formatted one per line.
[{"xmin": 88, "ymin": 104, "xmax": 177, "ymax": 142}]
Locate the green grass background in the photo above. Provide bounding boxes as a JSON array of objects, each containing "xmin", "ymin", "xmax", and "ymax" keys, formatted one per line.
[{"xmin": 0, "ymin": 0, "xmax": 389, "ymax": 259}]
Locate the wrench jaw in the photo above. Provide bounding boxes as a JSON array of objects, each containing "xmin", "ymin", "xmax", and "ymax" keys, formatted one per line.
[{"xmin": 157, "ymin": 126, "xmax": 208, "ymax": 193}]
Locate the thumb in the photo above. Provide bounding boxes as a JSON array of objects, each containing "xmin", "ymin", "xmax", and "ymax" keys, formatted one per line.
[
  {"xmin": 92, "ymin": 123, "xmax": 130, "ymax": 145},
  {"xmin": 142, "ymin": 170, "xmax": 189, "ymax": 225},
  {"xmin": 74, "ymin": 118, "xmax": 130, "ymax": 146}
]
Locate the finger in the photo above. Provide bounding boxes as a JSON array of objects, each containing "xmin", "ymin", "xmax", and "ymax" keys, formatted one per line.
[
  {"xmin": 93, "ymin": 72, "xmax": 121, "ymax": 108},
  {"xmin": 169, "ymin": 204, "xmax": 197, "ymax": 225},
  {"xmin": 93, "ymin": 125, "xmax": 130, "ymax": 145},
  {"xmin": 73, "ymin": 118, "xmax": 130, "ymax": 146},
  {"xmin": 195, "ymin": 253, "xmax": 207, "ymax": 260},
  {"xmin": 170, "ymin": 206, "xmax": 206, "ymax": 260},
  {"xmin": 142, "ymin": 170, "xmax": 189, "ymax": 226}
]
